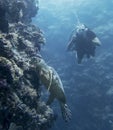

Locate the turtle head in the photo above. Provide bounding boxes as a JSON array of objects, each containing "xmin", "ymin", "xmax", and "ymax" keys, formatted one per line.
[{"xmin": 30, "ymin": 57, "xmax": 47, "ymax": 71}]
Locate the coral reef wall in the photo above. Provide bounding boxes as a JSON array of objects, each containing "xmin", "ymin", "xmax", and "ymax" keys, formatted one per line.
[{"xmin": 0, "ymin": 0, "xmax": 55, "ymax": 130}]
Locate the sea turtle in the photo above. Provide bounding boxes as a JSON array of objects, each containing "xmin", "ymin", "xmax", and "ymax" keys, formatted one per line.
[{"xmin": 31, "ymin": 58, "xmax": 71, "ymax": 121}]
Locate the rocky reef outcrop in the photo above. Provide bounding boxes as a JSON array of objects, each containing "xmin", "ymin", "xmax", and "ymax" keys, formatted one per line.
[{"xmin": 0, "ymin": 0, "xmax": 55, "ymax": 130}]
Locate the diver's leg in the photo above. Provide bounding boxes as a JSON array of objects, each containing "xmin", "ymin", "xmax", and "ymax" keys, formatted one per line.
[
  {"xmin": 92, "ymin": 48, "xmax": 96, "ymax": 57},
  {"xmin": 87, "ymin": 53, "xmax": 90, "ymax": 58},
  {"xmin": 90, "ymin": 45, "xmax": 96, "ymax": 57},
  {"xmin": 76, "ymin": 51, "xmax": 84, "ymax": 64}
]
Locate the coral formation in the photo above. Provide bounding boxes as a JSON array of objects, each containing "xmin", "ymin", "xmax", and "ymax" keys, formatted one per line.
[{"xmin": 0, "ymin": 0, "xmax": 55, "ymax": 130}]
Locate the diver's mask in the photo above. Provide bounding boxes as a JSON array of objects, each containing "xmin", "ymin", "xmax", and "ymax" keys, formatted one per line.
[{"xmin": 76, "ymin": 24, "xmax": 88, "ymax": 33}]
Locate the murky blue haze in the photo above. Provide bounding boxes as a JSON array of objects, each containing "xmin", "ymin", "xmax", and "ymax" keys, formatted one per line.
[{"xmin": 33, "ymin": 0, "xmax": 113, "ymax": 130}]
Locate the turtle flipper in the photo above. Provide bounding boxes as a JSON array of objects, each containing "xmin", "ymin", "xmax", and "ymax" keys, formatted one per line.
[
  {"xmin": 60, "ymin": 103, "xmax": 71, "ymax": 122},
  {"xmin": 46, "ymin": 94, "xmax": 55, "ymax": 105}
]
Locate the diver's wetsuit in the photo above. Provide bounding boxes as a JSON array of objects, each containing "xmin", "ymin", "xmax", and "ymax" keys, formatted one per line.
[
  {"xmin": 75, "ymin": 28, "xmax": 96, "ymax": 63},
  {"xmin": 67, "ymin": 25, "xmax": 99, "ymax": 64}
]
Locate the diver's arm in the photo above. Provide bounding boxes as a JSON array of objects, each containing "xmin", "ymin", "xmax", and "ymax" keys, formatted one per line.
[
  {"xmin": 86, "ymin": 29, "xmax": 101, "ymax": 46},
  {"xmin": 66, "ymin": 36, "xmax": 76, "ymax": 51}
]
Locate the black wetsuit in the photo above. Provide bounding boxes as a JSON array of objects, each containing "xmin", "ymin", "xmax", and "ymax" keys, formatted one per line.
[{"xmin": 67, "ymin": 27, "xmax": 97, "ymax": 64}]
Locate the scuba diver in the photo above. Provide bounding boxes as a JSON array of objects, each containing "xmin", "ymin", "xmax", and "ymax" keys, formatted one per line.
[{"xmin": 67, "ymin": 24, "xmax": 101, "ymax": 64}]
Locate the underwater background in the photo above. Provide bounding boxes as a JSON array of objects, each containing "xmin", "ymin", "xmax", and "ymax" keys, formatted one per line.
[
  {"xmin": 0, "ymin": 0, "xmax": 113, "ymax": 130},
  {"xmin": 33, "ymin": 0, "xmax": 113, "ymax": 130}
]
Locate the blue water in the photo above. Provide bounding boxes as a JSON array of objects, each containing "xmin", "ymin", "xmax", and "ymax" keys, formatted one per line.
[{"xmin": 33, "ymin": 0, "xmax": 113, "ymax": 130}]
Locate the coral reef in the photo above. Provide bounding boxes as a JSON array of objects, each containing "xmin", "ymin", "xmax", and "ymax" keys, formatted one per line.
[{"xmin": 0, "ymin": 0, "xmax": 55, "ymax": 130}]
